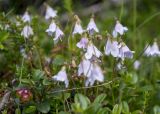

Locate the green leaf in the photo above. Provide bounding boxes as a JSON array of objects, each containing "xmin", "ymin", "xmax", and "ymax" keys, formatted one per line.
[
  {"xmin": 97, "ymin": 108, "xmax": 110, "ymax": 114},
  {"xmin": 121, "ymin": 101, "xmax": 130, "ymax": 114},
  {"xmin": 112, "ymin": 104, "xmax": 122, "ymax": 114},
  {"xmin": 15, "ymin": 108, "xmax": 21, "ymax": 114},
  {"xmin": 21, "ymin": 79, "xmax": 32, "ymax": 85},
  {"xmin": 124, "ymin": 73, "xmax": 138, "ymax": 85},
  {"xmin": 42, "ymin": 78, "xmax": 51, "ymax": 85},
  {"xmin": 74, "ymin": 93, "xmax": 90, "ymax": 111},
  {"xmin": 36, "ymin": 101, "xmax": 50, "ymax": 113},
  {"xmin": 23, "ymin": 106, "xmax": 36, "ymax": 114},
  {"xmin": 32, "ymin": 69, "xmax": 45, "ymax": 80},
  {"xmin": 93, "ymin": 93, "xmax": 107, "ymax": 104},
  {"xmin": 0, "ymin": 43, "xmax": 4, "ymax": 49},
  {"xmin": 53, "ymin": 55, "xmax": 65, "ymax": 66},
  {"xmin": 84, "ymin": 103, "xmax": 101, "ymax": 114},
  {"xmin": 0, "ymin": 31, "xmax": 9, "ymax": 42},
  {"xmin": 71, "ymin": 103, "xmax": 83, "ymax": 113}
]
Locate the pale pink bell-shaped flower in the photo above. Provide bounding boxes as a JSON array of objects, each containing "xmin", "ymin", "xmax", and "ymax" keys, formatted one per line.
[
  {"xmin": 53, "ymin": 27, "xmax": 64, "ymax": 43},
  {"xmin": 22, "ymin": 11, "xmax": 31, "ymax": 23},
  {"xmin": 85, "ymin": 63, "xmax": 104, "ymax": 86},
  {"xmin": 21, "ymin": 25, "xmax": 33, "ymax": 38},
  {"xmin": 118, "ymin": 42, "xmax": 134, "ymax": 59},
  {"xmin": 52, "ymin": 66, "xmax": 69, "ymax": 88},
  {"xmin": 134, "ymin": 60, "xmax": 141, "ymax": 70},
  {"xmin": 76, "ymin": 37, "xmax": 88, "ymax": 49},
  {"xmin": 85, "ymin": 42, "xmax": 102, "ymax": 59},
  {"xmin": 150, "ymin": 41, "xmax": 160, "ymax": 56},
  {"xmin": 87, "ymin": 17, "xmax": 99, "ymax": 33},
  {"xmin": 78, "ymin": 58, "xmax": 93, "ymax": 77},
  {"xmin": 112, "ymin": 21, "xmax": 128, "ymax": 38},
  {"xmin": 104, "ymin": 38, "xmax": 119, "ymax": 57},
  {"xmin": 45, "ymin": 5, "xmax": 57, "ymax": 20},
  {"xmin": 46, "ymin": 21, "xmax": 57, "ymax": 36}
]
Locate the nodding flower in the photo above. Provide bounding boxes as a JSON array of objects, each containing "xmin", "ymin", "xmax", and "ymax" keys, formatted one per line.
[
  {"xmin": 78, "ymin": 57, "xmax": 104, "ymax": 86},
  {"xmin": 87, "ymin": 16, "xmax": 99, "ymax": 34},
  {"xmin": 118, "ymin": 42, "xmax": 134, "ymax": 59},
  {"xmin": 78, "ymin": 57, "xmax": 93, "ymax": 77},
  {"xmin": 150, "ymin": 41, "xmax": 160, "ymax": 56},
  {"xmin": 104, "ymin": 38, "xmax": 119, "ymax": 57},
  {"xmin": 76, "ymin": 37, "xmax": 88, "ymax": 49},
  {"xmin": 52, "ymin": 66, "xmax": 69, "ymax": 88},
  {"xmin": 72, "ymin": 15, "xmax": 84, "ymax": 35},
  {"xmin": 54, "ymin": 26, "xmax": 64, "ymax": 43},
  {"xmin": 112, "ymin": 20, "xmax": 128, "ymax": 38},
  {"xmin": 144, "ymin": 41, "xmax": 160, "ymax": 57},
  {"xmin": 45, "ymin": 4, "xmax": 57, "ymax": 20},
  {"xmin": 22, "ymin": 11, "xmax": 31, "ymax": 23},
  {"xmin": 46, "ymin": 20, "xmax": 57, "ymax": 36},
  {"xmin": 85, "ymin": 41, "xmax": 102, "ymax": 59},
  {"xmin": 21, "ymin": 25, "xmax": 33, "ymax": 38},
  {"xmin": 85, "ymin": 62, "xmax": 104, "ymax": 87}
]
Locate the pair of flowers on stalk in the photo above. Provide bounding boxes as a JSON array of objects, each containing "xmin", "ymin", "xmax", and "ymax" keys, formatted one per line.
[
  {"xmin": 144, "ymin": 40, "xmax": 160, "ymax": 57},
  {"xmin": 21, "ymin": 11, "xmax": 34, "ymax": 38},
  {"xmin": 21, "ymin": 4, "xmax": 58, "ymax": 39},
  {"xmin": 52, "ymin": 16, "xmax": 134, "ymax": 88}
]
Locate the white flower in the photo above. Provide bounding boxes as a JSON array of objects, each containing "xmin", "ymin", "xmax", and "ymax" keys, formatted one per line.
[
  {"xmin": 144, "ymin": 44, "xmax": 151, "ymax": 56},
  {"xmin": 45, "ymin": 5, "xmax": 57, "ymax": 20},
  {"xmin": 76, "ymin": 37, "xmax": 88, "ymax": 49},
  {"xmin": 87, "ymin": 17, "xmax": 99, "ymax": 33},
  {"xmin": 85, "ymin": 63, "xmax": 104, "ymax": 86},
  {"xmin": 22, "ymin": 11, "xmax": 31, "ymax": 23},
  {"xmin": 144, "ymin": 42, "xmax": 160, "ymax": 57},
  {"xmin": 113, "ymin": 21, "xmax": 128, "ymax": 37},
  {"xmin": 54, "ymin": 27, "xmax": 64, "ymax": 43},
  {"xmin": 21, "ymin": 25, "xmax": 33, "ymax": 38},
  {"xmin": 134, "ymin": 60, "xmax": 141, "ymax": 70},
  {"xmin": 118, "ymin": 42, "xmax": 134, "ymax": 59},
  {"xmin": 85, "ymin": 42, "xmax": 102, "ymax": 59},
  {"xmin": 78, "ymin": 58, "xmax": 93, "ymax": 77},
  {"xmin": 150, "ymin": 41, "xmax": 160, "ymax": 56},
  {"xmin": 72, "ymin": 15, "xmax": 84, "ymax": 35},
  {"xmin": 46, "ymin": 21, "xmax": 57, "ymax": 36},
  {"xmin": 72, "ymin": 22, "xmax": 84, "ymax": 35},
  {"xmin": 104, "ymin": 38, "xmax": 119, "ymax": 57},
  {"xmin": 52, "ymin": 66, "xmax": 69, "ymax": 88},
  {"xmin": 78, "ymin": 59, "xmax": 104, "ymax": 86}
]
